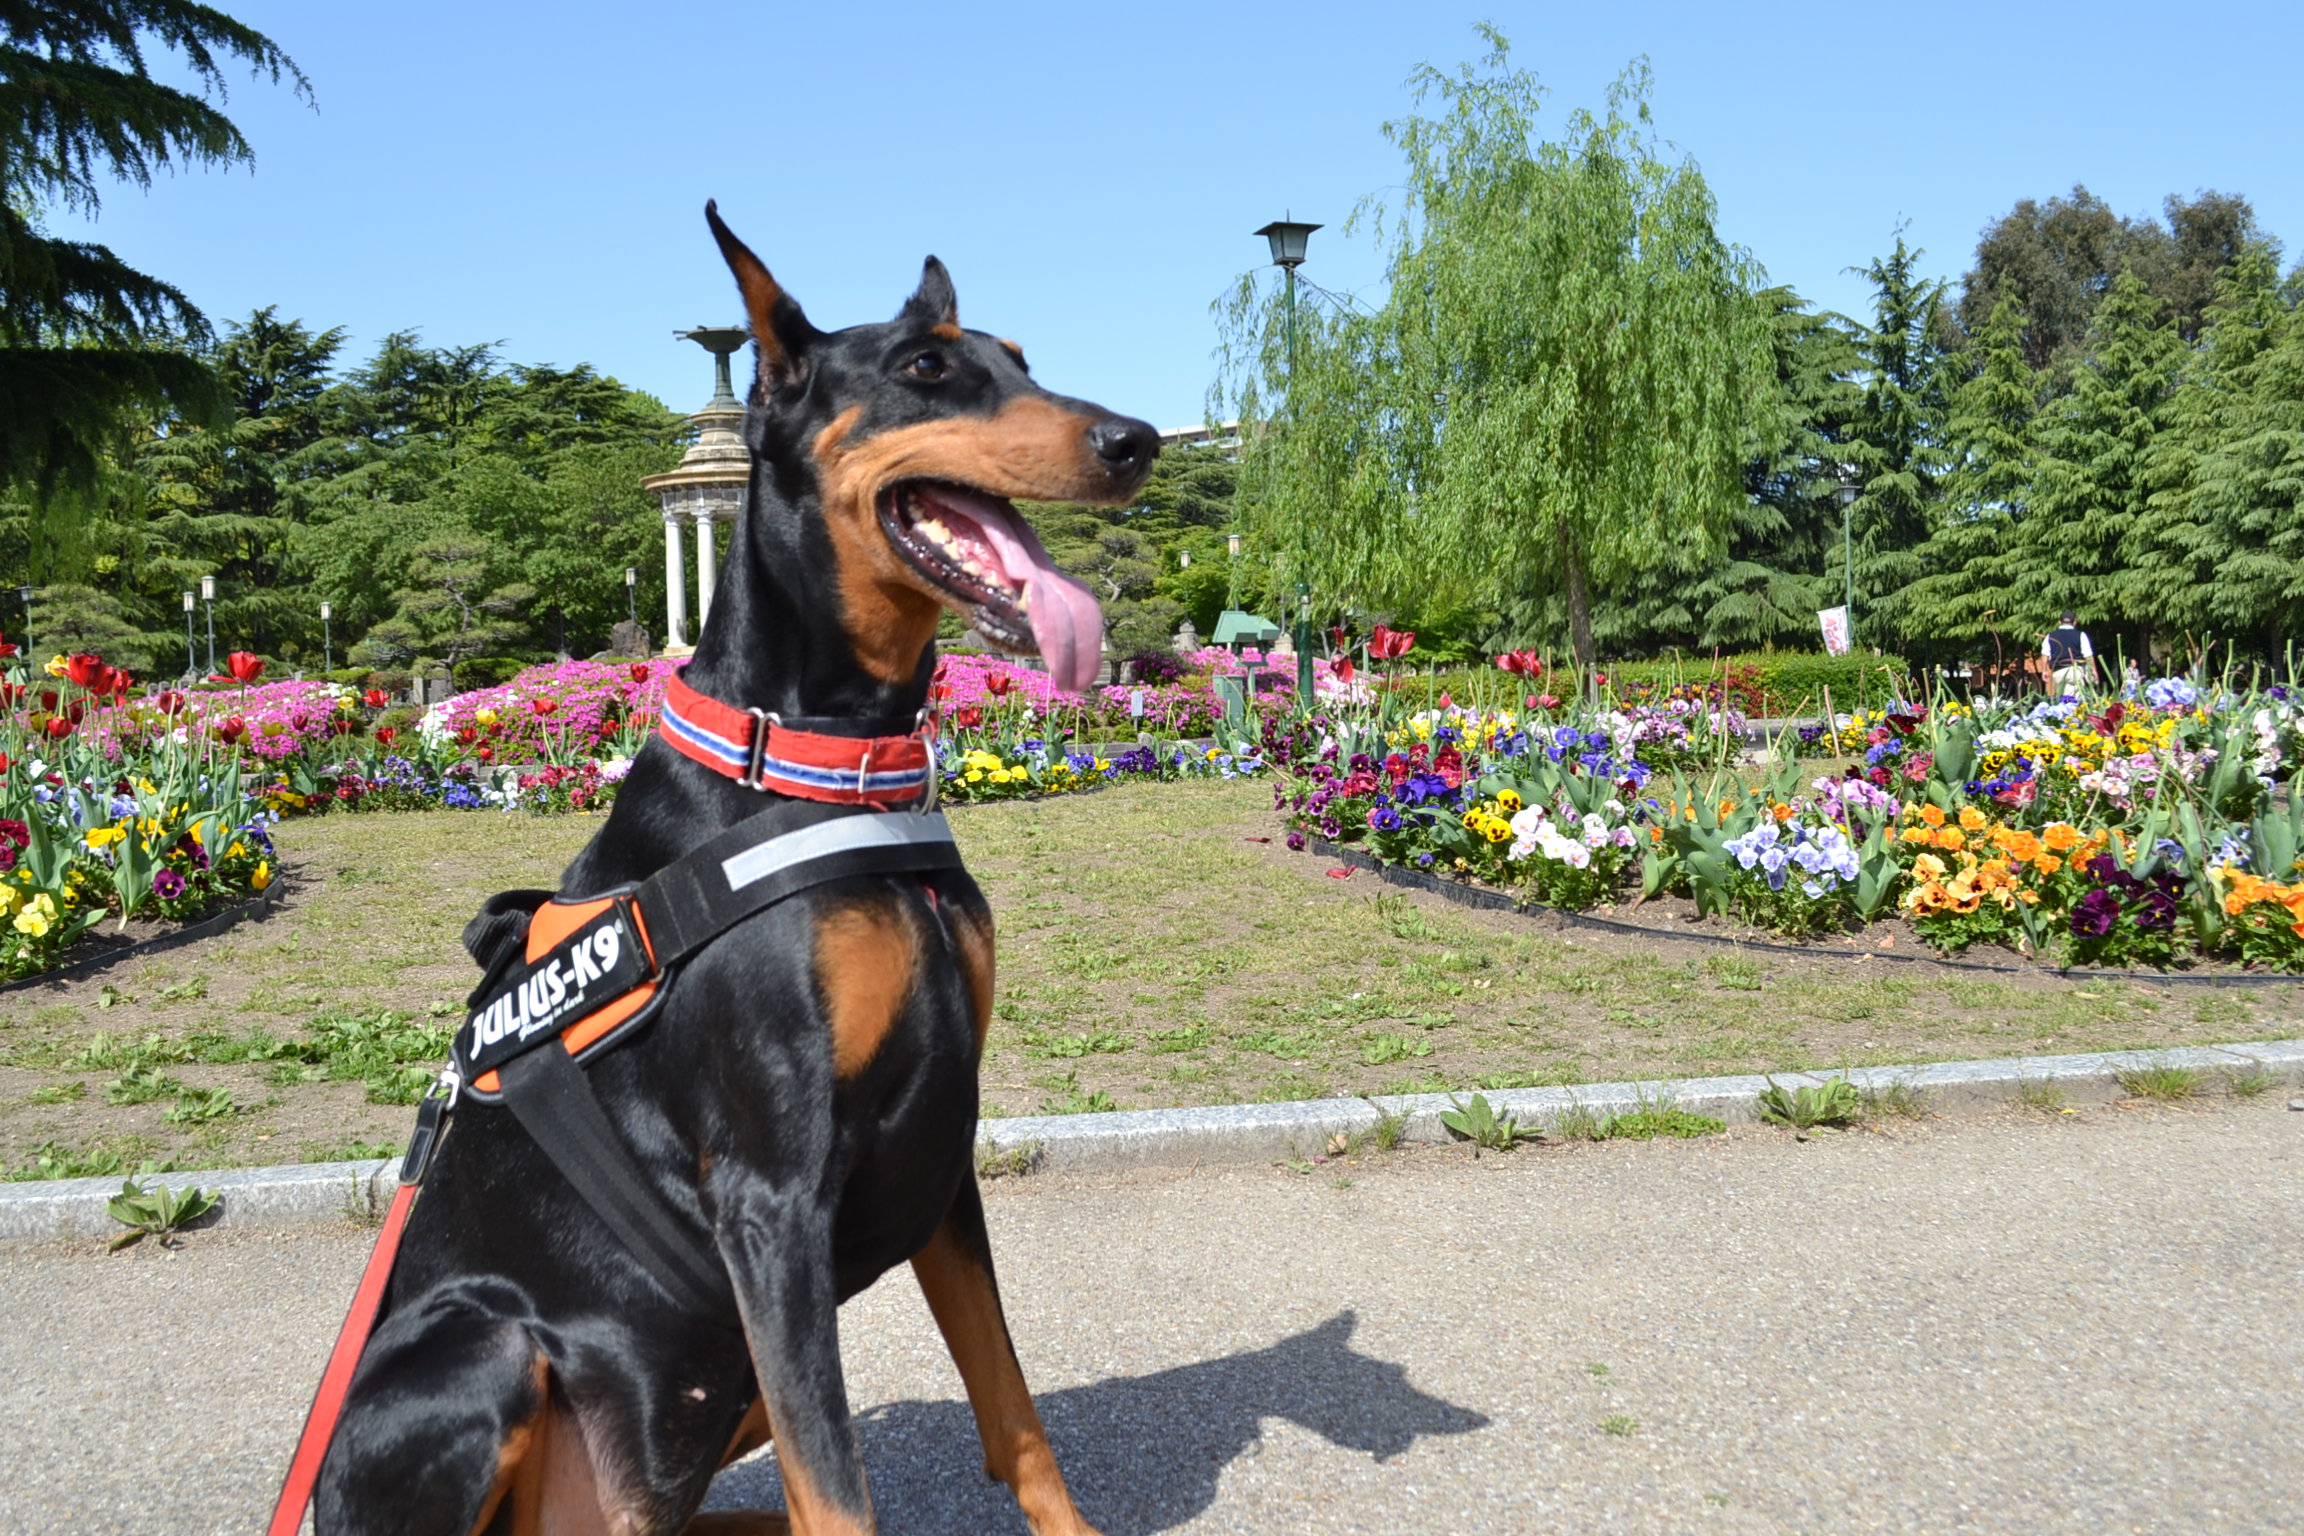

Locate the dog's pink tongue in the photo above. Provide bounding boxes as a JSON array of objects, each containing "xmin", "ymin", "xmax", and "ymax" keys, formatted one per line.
[{"xmin": 953, "ymin": 500, "xmax": 1105, "ymax": 695}]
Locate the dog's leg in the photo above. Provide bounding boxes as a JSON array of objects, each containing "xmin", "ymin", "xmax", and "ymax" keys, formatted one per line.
[
  {"xmin": 910, "ymin": 1177, "xmax": 1104, "ymax": 1536},
  {"xmin": 317, "ymin": 1317, "xmax": 578, "ymax": 1536},
  {"xmin": 719, "ymin": 1199, "xmax": 876, "ymax": 1536}
]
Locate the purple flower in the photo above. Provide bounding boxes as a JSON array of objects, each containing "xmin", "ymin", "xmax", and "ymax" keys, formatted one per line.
[
  {"xmin": 152, "ymin": 868, "xmax": 186, "ymax": 900},
  {"xmin": 2071, "ymin": 888, "xmax": 2120, "ymax": 938},
  {"xmin": 1285, "ymin": 830, "xmax": 1306, "ymax": 851},
  {"xmin": 1369, "ymin": 805, "xmax": 1402, "ymax": 832}
]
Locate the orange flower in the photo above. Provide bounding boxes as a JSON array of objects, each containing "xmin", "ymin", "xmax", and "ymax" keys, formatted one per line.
[
  {"xmin": 1919, "ymin": 804, "xmax": 1946, "ymax": 828},
  {"xmin": 2042, "ymin": 822, "xmax": 2081, "ymax": 852},
  {"xmin": 1936, "ymin": 827, "xmax": 1966, "ymax": 852},
  {"xmin": 1998, "ymin": 830, "xmax": 2043, "ymax": 864},
  {"xmin": 1719, "ymin": 798, "xmax": 1738, "ymax": 819},
  {"xmin": 2036, "ymin": 854, "xmax": 2062, "ymax": 876},
  {"xmin": 1958, "ymin": 805, "xmax": 1988, "ymax": 831},
  {"xmin": 1902, "ymin": 826, "xmax": 1931, "ymax": 845}
]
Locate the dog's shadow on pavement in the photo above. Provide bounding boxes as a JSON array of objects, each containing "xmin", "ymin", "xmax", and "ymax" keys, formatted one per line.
[{"xmin": 706, "ymin": 1309, "xmax": 1488, "ymax": 1534}]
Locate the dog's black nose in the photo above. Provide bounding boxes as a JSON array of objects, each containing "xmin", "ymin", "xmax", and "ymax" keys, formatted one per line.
[{"xmin": 1087, "ymin": 416, "xmax": 1156, "ymax": 475}]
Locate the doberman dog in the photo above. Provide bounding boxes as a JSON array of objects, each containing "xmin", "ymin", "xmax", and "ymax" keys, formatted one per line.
[{"xmin": 312, "ymin": 202, "xmax": 1156, "ymax": 1535}]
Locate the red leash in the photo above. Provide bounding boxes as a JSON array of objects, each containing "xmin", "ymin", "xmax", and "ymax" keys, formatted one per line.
[{"xmin": 267, "ymin": 1180, "xmax": 418, "ymax": 1536}]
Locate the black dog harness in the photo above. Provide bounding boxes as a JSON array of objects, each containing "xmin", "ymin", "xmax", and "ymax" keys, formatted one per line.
[{"xmin": 415, "ymin": 798, "xmax": 963, "ymax": 1311}]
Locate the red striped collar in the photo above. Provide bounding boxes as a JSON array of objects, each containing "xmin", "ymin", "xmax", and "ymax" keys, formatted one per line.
[{"xmin": 656, "ymin": 670, "xmax": 933, "ymax": 806}]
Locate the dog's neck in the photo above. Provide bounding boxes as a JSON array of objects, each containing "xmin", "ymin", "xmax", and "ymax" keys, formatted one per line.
[{"xmin": 679, "ymin": 464, "xmax": 933, "ymax": 725}]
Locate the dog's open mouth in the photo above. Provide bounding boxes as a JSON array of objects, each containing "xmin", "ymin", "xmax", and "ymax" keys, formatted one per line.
[{"xmin": 880, "ymin": 480, "xmax": 1105, "ymax": 693}]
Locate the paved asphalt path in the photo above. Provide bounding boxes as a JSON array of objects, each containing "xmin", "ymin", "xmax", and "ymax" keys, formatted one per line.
[{"xmin": 3, "ymin": 1101, "xmax": 2298, "ymax": 1535}]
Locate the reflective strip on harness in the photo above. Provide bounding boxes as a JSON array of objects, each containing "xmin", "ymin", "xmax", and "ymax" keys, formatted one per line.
[{"xmin": 722, "ymin": 811, "xmax": 955, "ymax": 890}]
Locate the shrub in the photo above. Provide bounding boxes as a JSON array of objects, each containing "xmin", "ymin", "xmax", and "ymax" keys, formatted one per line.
[{"xmin": 452, "ymin": 655, "xmax": 531, "ymax": 693}]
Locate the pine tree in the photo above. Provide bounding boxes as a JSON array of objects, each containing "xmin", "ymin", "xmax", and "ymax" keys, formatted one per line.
[
  {"xmin": 2016, "ymin": 272, "xmax": 2184, "ymax": 652},
  {"xmin": 1843, "ymin": 236, "xmax": 1951, "ymax": 651},
  {"xmin": 1893, "ymin": 296, "xmax": 2039, "ymax": 651},
  {"xmin": 2185, "ymin": 249, "xmax": 2304, "ymax": 654},
  {"xmin": 0, "ymin": 1, "xmax": 306, "ymax": 507}
]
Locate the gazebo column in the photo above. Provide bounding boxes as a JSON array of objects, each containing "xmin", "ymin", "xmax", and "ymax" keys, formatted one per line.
[
  {"xmin": 662, "ymin": 510, "xmax": 689, "ymax": 649},
  {"xmin": 693, "ymin": 509, "xmax": 720, "ymax": 631}
]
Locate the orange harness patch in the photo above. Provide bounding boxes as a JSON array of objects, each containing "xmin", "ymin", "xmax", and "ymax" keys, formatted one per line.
[{"xmin": 466, "ymin": 896, "xmax": 664, "ymax": 1096}]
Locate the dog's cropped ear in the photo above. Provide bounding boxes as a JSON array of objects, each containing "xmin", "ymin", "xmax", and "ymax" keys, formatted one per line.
[
  {"xmin": 898, "ymin": 256, "xmax": 958, "ymax": 329},
  {"xmin": 706, "ymin": 200, "xmax": 818, "ymax": 391}
]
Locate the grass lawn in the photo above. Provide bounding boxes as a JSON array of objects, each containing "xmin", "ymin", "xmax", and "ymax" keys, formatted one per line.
[{"xmin": 3, "ymin": 779, "xmax": 2295, "ymax": 1176}]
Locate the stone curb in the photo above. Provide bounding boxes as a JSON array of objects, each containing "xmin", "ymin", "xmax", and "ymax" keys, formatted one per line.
[{"xmin": 5, "ymin": 1041, "xmax": 2300, "ymax": 1240}]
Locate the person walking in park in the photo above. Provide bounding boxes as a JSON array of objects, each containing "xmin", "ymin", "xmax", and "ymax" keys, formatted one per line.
[{"xmin": 2042, "ymin": 612, "xmax": 2097, "ymax": 698}]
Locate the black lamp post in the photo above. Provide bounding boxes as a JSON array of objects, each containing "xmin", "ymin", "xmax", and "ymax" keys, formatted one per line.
[
  {"xmin": 200, "ymin": 574, "xmax": 217, "ymax": 675},
  {"xmin": 14, "ymin": 585, "xmax": 30, "ymax": 665},
  {"xmin": 1254, "ymin": 217, "xmax": 1320, "ymax": 704},
  {"xmin": 320, "ymin": 600, "xmax": 333, "ymax": 674},
  {"xmin": 1836, "ymin": 479, "xmax": 1860, "ymax": 621},
  {"xmin": 182, "ymin": 592, "xmax": 196, "ymax": 677}
]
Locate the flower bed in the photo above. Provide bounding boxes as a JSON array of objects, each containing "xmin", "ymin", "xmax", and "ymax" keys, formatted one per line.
[{"xmin": 1267, "ymin": 653, "xmax": 2304, "ymax": 974}]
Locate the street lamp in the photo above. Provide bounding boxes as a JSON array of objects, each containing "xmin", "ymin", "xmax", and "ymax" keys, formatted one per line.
[
  {"xmin": 200, "ymin": 575, "xmax": 216, "ymax": 675},
  {"xmin": 1227, "ymin": 533, "xmax": 1241, "ymax": 560},
  {"xmin": 320, "ymin": 600, "xmax": 333, "ymax": 674},
  {"xmin": 625, "ymin": 567, "xmax": 638, "ymax": 629},
  {"xmin": 1835, "ymin": 479, "xmax": 1860, "ymax": 621},
  {"xmin": 14, "ymin": 585, "xmax": 30, "ymax": 665},
  {"xmin": 1253, "ymin": 217, "xmax": 1320, "ymax": 411},
  {"xmin": 182, "ymin": 592, "xmax": 196, "ymax": 676},
  {"xmin": 1256, "ymin": 218, "xmax": 1321, "ymax": 703}
]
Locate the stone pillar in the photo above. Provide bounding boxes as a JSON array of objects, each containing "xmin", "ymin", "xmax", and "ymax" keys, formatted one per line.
[
  {"xmin": 694, "ymin": 510, "xmax": 718, "ymax": 631},
  {"xmin": 663, "ymin": 513, "xmax": 689, "ymax": 649}
]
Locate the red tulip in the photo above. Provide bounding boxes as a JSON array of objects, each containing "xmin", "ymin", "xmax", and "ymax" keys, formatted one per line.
[
  {"xmin": 456, "ymin": 727, "xmax": 477, "ymax": 745},
  {"xmin": 1369, "ymin": 625, "xmax": 1416, "ymax": 660},
  {"xmin": 107, "ymin": 669, "xmax": 132, "ymax": 696},
  {"xmin": 1495, "ymin": 649, "xmax": 1544, "ymax": 677},
  {"xmin": 984, "ymin": 673, "xmax": 1015, "ymax": 698},
  {"xmin": 155, "ymin": 690, "xmax": 185, "ymax": 715},
  {"xmin": 215, "ymin": 715, "xmax": 246, "ymax": 745},
  {"xmin": 0, "ymin": 753, "xmax": 9, "ymax": 774},
  {"xmin": 64, "ymin": 699, "xmax": 84, "ymax": 723},
  {"xmin": 0, "ymin": 684, "xmax": 23, "ymax": 707},
  {"xmin": 330, "ymin": 718, "xmax": 354, "ymax": 735},
  {"xmin": 1332, "ymin": 657, "xmax": 1357, "ymax": 684},
  {"xmin": 953, "ymin": 706, "xmax": 985, "ymax": 728},
  {"xmin": 375, "ymin": 726, "xmax": 398, "ymax": 746},
  {"xmin": 928, "ymin": 682, "xmax": 953, "ymax": 703},
  {"xmin": 363, "ymin": 688, "xmax": 389, "ymax": 708},
  {"xmin": 37, "ymin": 688, "xmax": 56, "ymax": 712},
  {"xmin": 1328, "ymin": 625, "xmax": 1350, "ymax": 650},
  {"xmin": 476, "ymin": 745, "xmax": 495, "ymax": 763},
  {"xmin": 629, "ymin": 664, "xmax": 649, "ymax": 684},
  {"xmin": 64, "ymin": 653, "xmax": 105, "ymax": 688},
  {"xmin": 530, "ymin": 697, "xmax": 558, "ymax": 717},
  {"xmin": 226, "ymin": 650, "xmax": 265, "ymax": 683},
  {"xmin": 289, "ymin": 712, "xmax": 309, "ymax": 732},
  {"xmin": 42, "ymin": 716, "xmax": 73, "ymax": 739},
  {"xmin": 0, "ymin": 632, "xmax": 16, "ymax": 659},
  {"xmin": 1438, "ymin": 692, "xmax": 1454, "ymax": 708}
]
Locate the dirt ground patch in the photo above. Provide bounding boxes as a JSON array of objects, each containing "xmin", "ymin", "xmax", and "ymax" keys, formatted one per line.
[{"xmin": 3, "ymin": 782, "xmax": 2295, "ymax": 1174}]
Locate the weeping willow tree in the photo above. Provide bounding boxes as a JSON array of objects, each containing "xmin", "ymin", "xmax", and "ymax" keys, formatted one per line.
[{"xmin": 1215, "ymin": 33, "xmax": 1771, "ymax": 669}]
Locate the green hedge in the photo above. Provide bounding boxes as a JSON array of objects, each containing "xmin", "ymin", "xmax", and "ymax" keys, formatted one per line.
[{"xmin": 1362, "ymin": 651, "xmax": 1913, "ymax": 718}]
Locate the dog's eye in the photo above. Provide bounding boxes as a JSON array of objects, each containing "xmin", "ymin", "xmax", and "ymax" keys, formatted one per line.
[{"xmin": 904, "ymin": 351, "xmax": 948, "ymax": 381}]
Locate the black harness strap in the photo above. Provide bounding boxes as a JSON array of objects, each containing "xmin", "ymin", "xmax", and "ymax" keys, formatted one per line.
[
  {"xmin": 496, "ymin": 1044, "xmax": 734, "ymax": 1316},
  {"xmin": 439, "ymin": 802, "xmax": 963, "ymax": 1318}
]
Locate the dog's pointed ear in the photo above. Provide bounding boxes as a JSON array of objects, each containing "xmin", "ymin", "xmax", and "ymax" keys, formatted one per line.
[
  {"xmin": 899, "ymin": 256, "xmax": 958, "ymax": 328},
  {"xmin": 706, "ymin": 200, "xmax": 817, "ymax": 390}
]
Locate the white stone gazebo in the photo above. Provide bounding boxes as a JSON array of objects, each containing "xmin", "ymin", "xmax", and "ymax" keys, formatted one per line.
[{"xmin": 642, "ymin": 327, "xmax": 752, "ymax": 651}]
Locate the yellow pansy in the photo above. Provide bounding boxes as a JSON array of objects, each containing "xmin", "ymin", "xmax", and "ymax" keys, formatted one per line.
[
  {"xmin": 84, "ymin": 826, "xmax": 126, "ymax": 848},
  {"xmin": 251, "ymin": 861, "xmax": 272, "ymax": 891}
]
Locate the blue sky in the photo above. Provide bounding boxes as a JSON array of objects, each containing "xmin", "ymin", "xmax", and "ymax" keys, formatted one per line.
[{"xmin": 50, "ymin": 0, "xmax": 2304, "ymax": 432}]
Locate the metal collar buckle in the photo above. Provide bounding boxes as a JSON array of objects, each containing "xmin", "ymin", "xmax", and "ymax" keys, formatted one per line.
[{"xmin": 740, "ymin": 709, "xmax": 779, "ymax": 791}]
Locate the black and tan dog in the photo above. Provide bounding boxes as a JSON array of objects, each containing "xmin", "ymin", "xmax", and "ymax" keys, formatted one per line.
[{"xmin": 313, "ymin": 203, "xmax": 1155, "ymax": 1535}]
